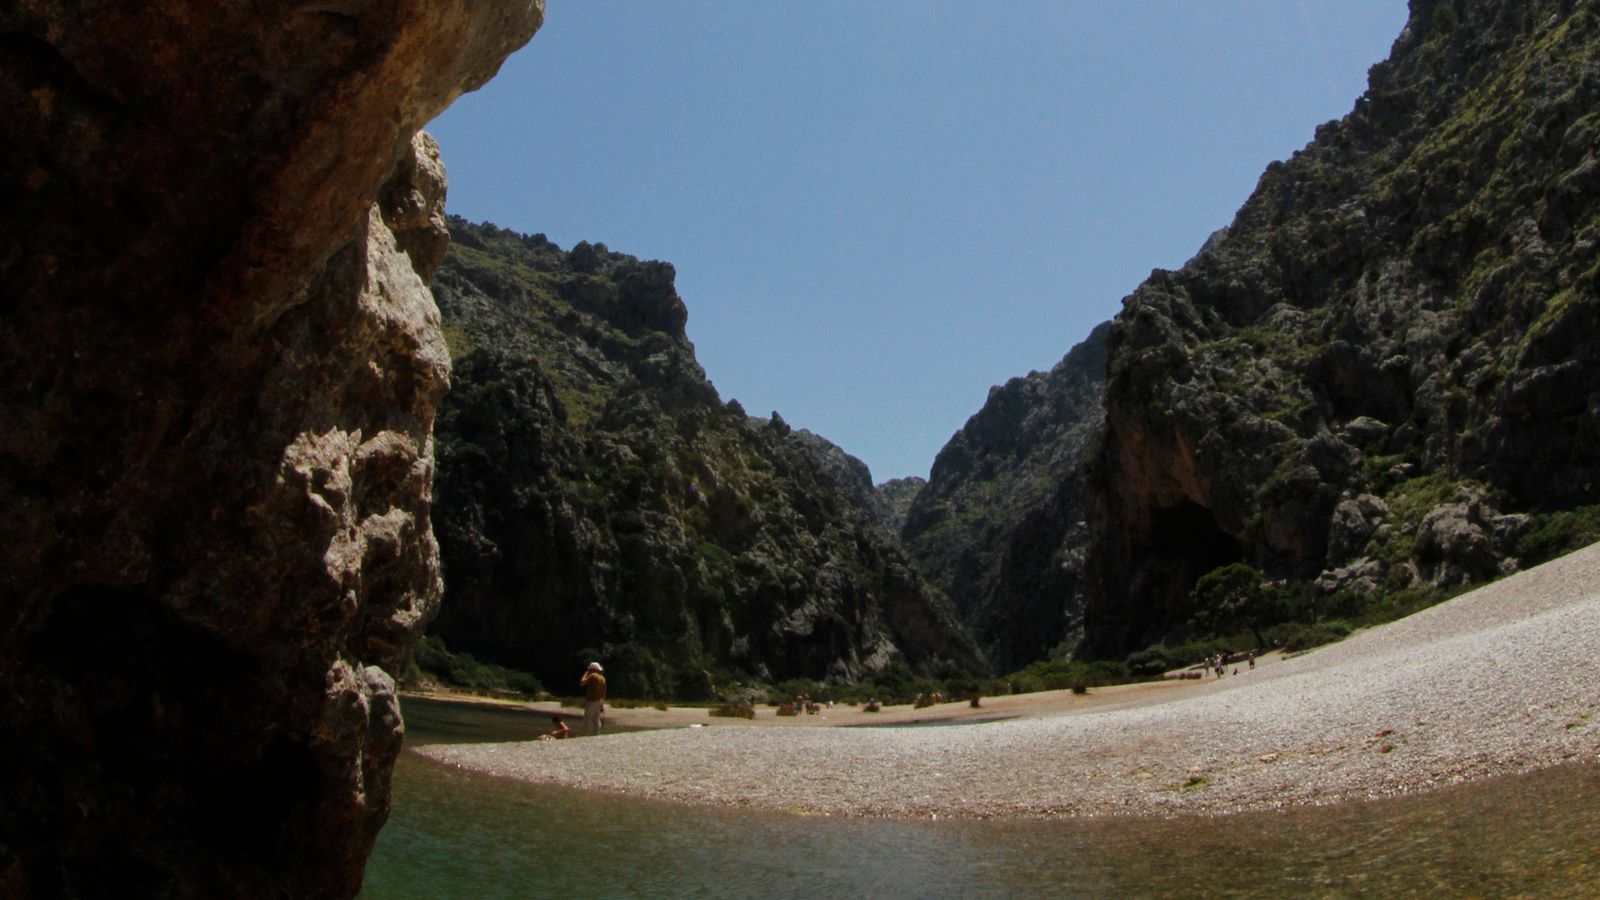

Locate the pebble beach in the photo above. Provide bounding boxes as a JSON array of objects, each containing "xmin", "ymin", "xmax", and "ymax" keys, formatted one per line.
[{"xmin": 419, "ymin": 543, "xmax": 1600, "ymax": 819}]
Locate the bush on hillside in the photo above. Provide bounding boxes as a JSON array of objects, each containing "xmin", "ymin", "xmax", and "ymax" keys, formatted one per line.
[
  {"xmin": 1268, "ymin": 620, "xmax": 1352, "ymax": 653},
  {"xmin": 1188, "ymin": 563, "xmax": 1288, "ymax": 649},
  {"xmin": 1515, "ymin": 505, "xmax": 1600, "ymax": 568},
  {"xmin": 407, "ymin": 635, "xmax": 545, "ymax": 695},
  {"xmin": 1004, "ymin": 658, "xmax": 1132, "ymax": 694},
  {"xmin": 1123, "ymin": 637, "xmax": 1234, "ymax": 677}
]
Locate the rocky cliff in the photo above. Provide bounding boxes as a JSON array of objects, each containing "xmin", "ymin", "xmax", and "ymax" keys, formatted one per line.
[
  {"xmin": 1083, "ymin": 0, "xmax": 1600, "ymax": 655},
  {"xmin": 901, "ymin": 324, "xmax": 1110, "ymax": 671},
  {"xmin": 876, "ymin": 477, "xmax": 928, "ymax": 534},
  {"xmin": 427, "ymin": 218, "xmax": 985, "ymax": 699},
  {"xmin": 0, "ymin": 3, "xmax": 541, "ymax": 896},
  {"xmin": 791, "ymin": 427, "xmax": 902, "ymax": 533}
]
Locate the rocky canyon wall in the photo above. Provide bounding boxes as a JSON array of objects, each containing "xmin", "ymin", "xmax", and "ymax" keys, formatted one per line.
[
  {"xmin": 905, "ymin": 0, "xmax": 1600, "ymax": 668},
  {"xmin": 0, "ymin": 2, "xmax": 542, "ymax": 896},
  {"xmin": 1084, "ymin": 0, "xmax": 1600, "ymax": 655},
  {"xmin": 900, "ymin": 324, "xmax": 1109, "ymax": 672},
  {"xmin": 427, "ymin": 219, "xmax": 986, "ymax": 699}
]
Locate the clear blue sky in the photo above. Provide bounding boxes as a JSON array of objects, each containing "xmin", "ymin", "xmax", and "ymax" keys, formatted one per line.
[{"xmin": 429, "ymin": 2, "xmax": 1411, "ymax": 482}]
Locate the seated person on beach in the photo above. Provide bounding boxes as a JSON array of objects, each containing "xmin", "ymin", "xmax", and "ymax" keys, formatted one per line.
[{"xmin": 538, "ymin": 715, "xmax": 570, "ymax": 741}]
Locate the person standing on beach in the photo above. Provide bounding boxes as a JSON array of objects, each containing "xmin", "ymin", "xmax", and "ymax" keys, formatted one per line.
[{"xmin": 581, "ymin": 662, "xmax": 606, "ymax": 736}]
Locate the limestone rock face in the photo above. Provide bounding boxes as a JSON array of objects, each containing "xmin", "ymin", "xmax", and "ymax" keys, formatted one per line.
[
  {"xmin": 791, "ymin": 427, "xmax": 898, "ymax": 532},
  {"xmin": 1083, "ymin": 0, "xmax": 1600, "ymax": 655},
  {"xmin": 875, "ymin": 477, "xmax": 928, "ymax": 535},
  {"xmin": 0, "ymin": 2, "xmax": 542, "ymax": 897},
  {"xmin": 427, "ymin": 219, "xmax": 986, "ymax": 698},
  {"xmin": 901, "ymin": 323, "xmax": 1109, "ymax": 671}
]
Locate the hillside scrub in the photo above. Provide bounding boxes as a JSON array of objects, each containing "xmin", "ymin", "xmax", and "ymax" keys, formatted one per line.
[
  {"xmin": 1081, "ymin": 0, "xmax": 1600, "ymax": 657},
  {"xmin": 427, "ymin": 218, "xmax": 985, "ymax": 700}
]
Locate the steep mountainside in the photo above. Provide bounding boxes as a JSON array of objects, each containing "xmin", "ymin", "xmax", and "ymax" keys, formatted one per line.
[
  {"xmin": 428, "ymin": 219, "xmax": 984, "ymax": 698},
  {"xmin": 1082, "ymin": 0, "xmax": 1600, "ymax": 655},
  {"xmin": 901, "ymin": 323, "xmax": 1110, "ymax": 671},
  {"xmin": 789, "ymin": 427, "xmax": 900, "ymax": 533},
  {"xmin": 876, "ymin": 477, "xmax": 927, "ymax": 534}
]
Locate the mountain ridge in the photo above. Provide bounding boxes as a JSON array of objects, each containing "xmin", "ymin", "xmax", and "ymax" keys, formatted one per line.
[
  {"xmin": 906, "ymin": 0, "xmax": 1600, "ymax": 664},
  {"xmin": 899, "ymin": 322, "xmax": 1111, "ymax": 671},
  {"xmin": 427, "ymin": 217, "xmax": 986, "ymax": 698}
]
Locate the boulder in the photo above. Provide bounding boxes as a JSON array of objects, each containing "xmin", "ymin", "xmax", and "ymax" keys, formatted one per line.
[
  {"xmin": 1413, "ymin": 502, "xmax": 1499, "ymax": 588},
  {"xmin": 1326, "ymin": 494, "xmax": 1391, "ymax": 564},
  {"xmin": 1316, "ymin": 557, "xmax": 1385, "ymax": 598}
]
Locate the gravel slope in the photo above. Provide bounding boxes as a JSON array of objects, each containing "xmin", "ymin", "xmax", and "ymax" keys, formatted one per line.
[{"xmin": 420, "ymin": 544, "xmax": 1600, "ymax": 818}]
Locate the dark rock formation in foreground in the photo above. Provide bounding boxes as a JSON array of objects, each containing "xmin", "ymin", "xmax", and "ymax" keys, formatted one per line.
[
  {"xmin": 901, "ymin": 324, "xmax": 1110, "ymax": 672},
  {"xmin": 1083, "ymin": 0, "xmax": 1600, "ymax": 654},
  {"xmin": 0, "ymin": 3, "xmax": 541, "ymax": 896},
  {"xmin": 427, "ymin": 219, "xmax": 985, "ymax": 698}
]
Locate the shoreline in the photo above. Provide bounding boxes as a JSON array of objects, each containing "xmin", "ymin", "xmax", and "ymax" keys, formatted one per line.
[
  {"xmin": 417, "ymin": 543, "xmax": 1600, "ymax": 820},
  {"xmin": 400, "ymin": 673, "xmax": 1224, "ymax": 733},
  {"xmin": 402, "ymin": 647, "xmax": 1266, "ymax": 733}
]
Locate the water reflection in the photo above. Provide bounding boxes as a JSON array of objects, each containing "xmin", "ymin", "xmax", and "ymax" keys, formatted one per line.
[{"xmin": 362, "ymin": 698, "xmax": 1600, "ymax": 898}]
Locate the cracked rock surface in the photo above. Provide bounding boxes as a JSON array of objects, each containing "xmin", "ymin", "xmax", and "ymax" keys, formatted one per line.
[{"xmin": 0, "ymin": 2, "xmax": 542, "ymax": 896}]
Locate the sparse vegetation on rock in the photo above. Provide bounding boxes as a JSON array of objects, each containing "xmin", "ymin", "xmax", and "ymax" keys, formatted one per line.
[
  {"xmin": 900, "ymin": 0, "xmax": 1600, "ymax": 670},
  {"xmin": 1078, "ymin": 0, "xmax": 1600, "ymax": 656},
  {"xmin": 901, "ymin": 323, "xmax": 1110, "ymax": 672},
  {"xmin": 427, "ymin": 218, "xmax": 986, "ymax": 700}
]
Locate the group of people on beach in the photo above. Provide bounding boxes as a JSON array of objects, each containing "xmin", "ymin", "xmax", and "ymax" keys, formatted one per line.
[
  {"xmin": 1204, "ymin": 651, "xmax": 1256, "ymax": 678},
  {"xmin": 538, "ymin": 660, "xmax": 607, "ymax": 740}
]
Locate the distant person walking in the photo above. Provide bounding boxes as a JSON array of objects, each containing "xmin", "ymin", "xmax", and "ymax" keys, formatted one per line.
[{"xmin": 581, "ymin": 662, "xmax": 607, "ymax": 736}]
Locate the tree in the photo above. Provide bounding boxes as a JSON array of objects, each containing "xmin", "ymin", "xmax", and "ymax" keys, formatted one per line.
[
  {"xmin": 1188, "ymin": 562, "xmax": 1284, "ymax": 649},
  {"xmin": 1431, "ymin": 2, "xmax": 1459, "ymax": 37}
]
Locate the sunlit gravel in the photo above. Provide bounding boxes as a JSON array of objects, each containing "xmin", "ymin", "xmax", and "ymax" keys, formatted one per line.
[{"xmin": 422, "ymin": 544, "xmax": 1600, "ymax": 819}]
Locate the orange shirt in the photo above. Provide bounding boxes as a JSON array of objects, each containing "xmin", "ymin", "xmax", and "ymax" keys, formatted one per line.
[{"xmin": 582, "ymin": 672, "xmax": 606, "ymax": 702}]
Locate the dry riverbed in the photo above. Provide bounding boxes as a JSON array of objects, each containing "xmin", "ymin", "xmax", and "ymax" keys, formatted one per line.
[{"xmin": 418, "ymin": 543, "xmax": 1600, "ymax": 819}]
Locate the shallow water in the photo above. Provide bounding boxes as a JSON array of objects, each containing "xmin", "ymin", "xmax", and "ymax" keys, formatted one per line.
[{"xmin": 360, "ymin": 698, "xmax": 1600, "ymax": 898}]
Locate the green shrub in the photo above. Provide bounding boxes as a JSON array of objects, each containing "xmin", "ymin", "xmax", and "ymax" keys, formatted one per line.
[
  {"xmin": 1003, "ymin": 658, "xmax": 1134, "ymax": 695},
  {"xmin": 832, "ymin": 660, "xmax": 951, "ymax": 705},
  {"xmin": 1188, "ymin": 563, "xmax": 1287, "ymax": 648},
  {"xmin": 440, "ymin": 322, "xmax": 476, "ymax": 361},
  {"xmin": 770, "ymin": 678, "xmax": 827, "ymax": 705},
  {"xmin": 1126, "ymin": 645, "xmax": 1180, "ymax": 677},
  {"xmin": 1515, "ymin": 505, "xmax": 1600, "ymax": 568},
  {"xmin": 1270, "ymin": 620, "xmax": 1352, "ymax": 653},
  {"xmin": 505, "ymin": 670, "xmax": 545, "ymax": 695},
  {"xmin": 1356, "ymin": 583, "xmax": 1453, "ymax": 627},
  {"xmin": 1431, "ymin": 3, "xmax": 1458, "ymax": 37},
  {"xmin": 1124, "ymin": 637, "xmax": 1232, "ymax": 676},
  {"xmin": 407, "ymin": 634, "xmax": 545, "ymax": 696},
  {"xmin": 695, "ymin": 539, "xmax": 735, "ymax": 571}
]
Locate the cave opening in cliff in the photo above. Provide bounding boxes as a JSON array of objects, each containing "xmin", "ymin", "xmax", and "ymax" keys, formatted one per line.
[{"xmin": 1147, "ymin": 499, "xmax": 1244, "ymax": 616}]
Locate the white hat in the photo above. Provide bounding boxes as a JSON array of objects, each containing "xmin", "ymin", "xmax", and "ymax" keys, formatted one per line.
[{"xmin": 587, "ymin": 661, "xmax": 603, "ymax": 672}]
